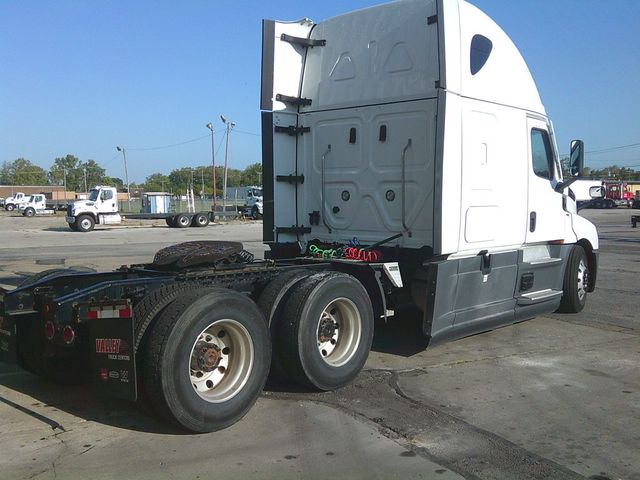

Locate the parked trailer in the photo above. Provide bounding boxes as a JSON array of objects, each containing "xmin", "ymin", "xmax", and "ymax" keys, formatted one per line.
[{"xmin": 0, "ymin": 0, "xmax": 599, "ymax": 432}]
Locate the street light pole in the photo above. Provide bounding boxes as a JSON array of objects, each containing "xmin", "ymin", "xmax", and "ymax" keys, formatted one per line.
[
  {"xmin": 206, "ymin": 123, "xmax": 217, "ymax": 209},
  {"xmin": 220, "ymin": 115, "xmax": 235, "ymax": 210},
  {"xmin": 116, "ymin": 146, "xmax": 131, "ymax": 202}
]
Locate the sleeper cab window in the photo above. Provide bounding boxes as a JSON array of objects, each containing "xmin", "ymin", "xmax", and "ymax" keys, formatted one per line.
[
  {"xmin": 470, "ymin": 34, "xmax": 492, "ymax": 75},
  {"xmin": 531, "ymin": 128, "xmax": 554, "ymax": 180}
]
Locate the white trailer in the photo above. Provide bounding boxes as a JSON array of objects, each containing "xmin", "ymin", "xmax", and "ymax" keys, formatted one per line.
[{"xmin": 1, "ymin": 0, "xmax": 599, "ymax": 433}]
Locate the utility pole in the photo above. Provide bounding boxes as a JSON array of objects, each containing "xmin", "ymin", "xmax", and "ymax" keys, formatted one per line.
[
  {"xmin": 220, "ymin": 115, "xmax": 236, "ymax": 209},
  {"xmin": 201, "ymin": 167, "xmax": 205, "ymax": 199},
  {"xmin": 206, "ymin": 123, "xmax": 217, "ymax": 209},
  {"xmin": 116, "ymin": 146, "xmax": 131, "ymax": 202},
  {"xmin": 83, "ymin": 167, "xmax": 88, "ymax": 193},
  {"xmin": 63, "ymin": 168, "xmax": 67, "ymax": 203}
]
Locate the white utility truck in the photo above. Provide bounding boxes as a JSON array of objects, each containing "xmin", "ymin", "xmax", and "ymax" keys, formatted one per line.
[
  {"xmin": 3, "ymin": 192, "xmax": 29, "ymax": 211},
  {"xmin": 65, "ymin": 185, "xmax": 122, "ymax": 232},
  {"xmin": 245, "ymin": 186, "xmax": 264, "ymax": 219},
  {"xmin": 0, "ymin": 0, "xmax": 599, "ymax": 433},
  {"xmin": 19, "ymin": 194, "xmax": 56, "ymax": 217}
]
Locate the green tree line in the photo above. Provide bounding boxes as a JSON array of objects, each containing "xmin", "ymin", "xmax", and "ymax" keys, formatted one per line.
[{"xmin": 1, "ymin": 155, "xmax": 262, "ymax": 196}]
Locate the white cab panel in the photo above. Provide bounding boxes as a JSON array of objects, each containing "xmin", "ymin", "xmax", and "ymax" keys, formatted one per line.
[
  {"xmin": 457, "ymin": 99, "xmax": 527, "ymax": 253},
  {"xmin": 261, "ymin": 19, "xmax": 314, "ymax": 113},
  {"xmin": 301, "ymin": 0, "xmax": 438, "ymax": 112},
  {"xmin": 298, "ymin": 99, "xmax": 437, "ymax": 248}
]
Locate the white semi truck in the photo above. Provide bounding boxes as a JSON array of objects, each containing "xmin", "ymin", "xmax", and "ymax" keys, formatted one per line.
[
  {"xmin": 0, "ymin": 0, "xmax": 599, "ymax": 433},
  {"xmin": 65, "ymin": 185, "xmax": 122, "ymax": 231},
  {"xmin": 244, "ymin": 186, "xmax": 264, "ymax": 219},
  {"xmin": 65, "ymin": 185, "xmax": 213, "ymax": 231},
  {"xmin": 19, "ymin": 194, "xmax": 56, "ymax": 217},
  {"xmin": 3, "ymin": 192, "xmax": 29, "ymax": 211}
]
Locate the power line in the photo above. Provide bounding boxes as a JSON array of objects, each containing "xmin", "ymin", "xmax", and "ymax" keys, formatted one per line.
[{"xmin": 127, "ymin": 134, "xmax": 211, "ymax": 152}]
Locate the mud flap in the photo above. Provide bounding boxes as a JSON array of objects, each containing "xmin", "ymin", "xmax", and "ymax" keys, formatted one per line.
[
  {"xmin": 0, "ymin": 313, "xmax": 17, "ymax": 364},
  {"xmin": 89, "ymin": 317, "xmax": 137, "ymax": 401}
]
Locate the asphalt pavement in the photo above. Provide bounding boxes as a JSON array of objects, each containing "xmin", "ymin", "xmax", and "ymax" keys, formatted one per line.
[{"xmin": 0, "ymin": 209, "xmax": 638, "ymax": 480}]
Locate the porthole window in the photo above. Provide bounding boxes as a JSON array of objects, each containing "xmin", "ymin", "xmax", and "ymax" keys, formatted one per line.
[{"xmin": 470, "ymin": 34, "xmax": 492, "ymax": 75}]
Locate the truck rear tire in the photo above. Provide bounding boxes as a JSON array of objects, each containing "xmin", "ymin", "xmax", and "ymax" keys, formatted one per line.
[
  {"xmin": 257, "ymin": 269, "xmax": 313, "ymax": 381},
  {"xmin": 192, "ymin": 213, "xmax": 210, "ymax": 227},
  {"xmin": 5, "ymin": 204, "xmax": 15, "ymax": 211},
  {"xmin": 175, "ymin": 213, "xmax": 191, "ymax": 228},
  {"xmin": 23, "ymin": 207, "xmax": 35, "ymax": 217},
  {"xmin": 277, "ymin": 272, "xmax": 374, "ymax": 391},
  {"xmin": 143, "ymin": 289, "xmax": 270, "ymax": 432},
  {"xmin": 76, "ymin": 214, "xmax": 95, "ymax": 232},
  {"xmin": 557, "ymin": 245, "xmax": 588, "ymax": 313},
  {"xmin": 165, "ymin": 217, "xmax": 175, "ymax": 227}
]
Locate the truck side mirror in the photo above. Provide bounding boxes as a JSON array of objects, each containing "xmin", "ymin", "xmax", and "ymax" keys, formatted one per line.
[
  {"xmin": 589, "ymin": 186, "xmax": 604, "ymax": 198},
  {"xmin": 569, "ymin": 140, "xmax": 584, "ymax": 177}
]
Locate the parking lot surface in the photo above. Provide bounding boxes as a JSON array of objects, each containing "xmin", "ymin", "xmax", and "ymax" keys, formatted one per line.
[{"xmin": 0, "ymin": 210, "xmax": 638, "ymax": 480}]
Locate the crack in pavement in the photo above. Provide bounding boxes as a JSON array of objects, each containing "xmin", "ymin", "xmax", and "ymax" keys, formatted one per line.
[{"xmin": 265, "ymin": 369, "xmax": 584, "ymax": 480}]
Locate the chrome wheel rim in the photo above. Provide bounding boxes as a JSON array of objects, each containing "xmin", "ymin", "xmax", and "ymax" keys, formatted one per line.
[
  {"xmin": 577, "ymin": 258, "xmax": 588, "ymax": 301},
  {"xmin": 80, "ymin": 218, "xmax": 92, "ymax": 230},
  {"xmin": 316, "ymin": 298, "xmax": 361, "ymax": 367},
  {"xmin": 189, "ymin": 319, "xmax": 254, "ymax": 403}
]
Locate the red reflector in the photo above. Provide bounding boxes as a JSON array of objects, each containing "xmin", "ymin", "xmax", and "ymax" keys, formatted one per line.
[
  {"xmin": 118, "ymin": 308, "xmax": 132, "ymax": 318},
  {"xmin": 86, "ymin": 310, "xmax": 98, "ymax": 320},
  {"xmin": 62, "ymin": 325, "xmax": 75, "ymax": 345},
  {"xmin": 44, "ymin": 321, "xmax": 55, "ymax": 340}
]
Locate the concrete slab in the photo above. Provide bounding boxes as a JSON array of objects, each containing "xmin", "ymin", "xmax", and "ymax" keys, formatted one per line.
[
  {"xmin": 0, "ymin": 369, "xmax": 461, "ymax": 480},
  {"xmin": 396, "ymin": 330, "xmax": 640, "ymax": 480}
]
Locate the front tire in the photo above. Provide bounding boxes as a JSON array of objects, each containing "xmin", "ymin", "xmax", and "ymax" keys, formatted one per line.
[
  {"xmin": 557, "ymin": 245, "xmax": 588, "ymax": 313},
  {"xmin": 76, "ymin": 214, "xmax": 95, "ymax": 232},
  {"xmin": 143, "ymin": 289, "xmax": 270, "ymax": 432},
  {"xmin": 5, "ymin": 204, "xmax": 15, "ymax": 211},
  {"xmin": 278, "ymin": 272, "xmax": 374, "ymax": 391}
]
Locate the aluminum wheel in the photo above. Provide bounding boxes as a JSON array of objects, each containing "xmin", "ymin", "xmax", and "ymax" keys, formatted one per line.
[
  {"xmin": 316, "ymin": 297, "xmax": 362, "ymax": 367},
  {"xmin": 189, "ymin": 319, "xmax": 254, "ymax": 403},
  {"xmin": 576, "ymin": 258, "xmax": 588, "ymax": 302}
]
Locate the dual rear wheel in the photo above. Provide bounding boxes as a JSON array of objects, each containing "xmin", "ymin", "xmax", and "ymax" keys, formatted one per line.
[{"xmin": 136, "ymin": 271, "xmax": 374, "ymax": 431}]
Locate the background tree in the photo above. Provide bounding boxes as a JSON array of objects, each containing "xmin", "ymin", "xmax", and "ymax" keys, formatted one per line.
[
  {"xmin": 49, "ymin": 154, "xmax": 82, "ymax": 190},
  {"xmin": 241, "ymin": 162, "xmax": 262, "ymax": 186},
  {"xmin": 80, "ymin": 159, "xmax": 106, "ymax": 191},
  {"xmin": 143, "ymin": 173, "xmax": 172, "ymax": 192},
  {"xmin": 4, "ymin": 158, "xmax": 48, "ymax": 185},
  {"xmin": 0, "ymin": 161, "xmax": 10, "ymax": 184}
]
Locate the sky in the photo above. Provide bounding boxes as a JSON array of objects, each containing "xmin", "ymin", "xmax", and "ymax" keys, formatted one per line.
[{"xmin": 1, "ymin": 0, "xmax": 639, "ymax": 183}]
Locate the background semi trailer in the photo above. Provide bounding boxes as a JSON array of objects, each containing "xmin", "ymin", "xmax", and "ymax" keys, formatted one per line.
[{"xmin": 0, "ymin": 0, "xmax": 599, "ymax": 433}]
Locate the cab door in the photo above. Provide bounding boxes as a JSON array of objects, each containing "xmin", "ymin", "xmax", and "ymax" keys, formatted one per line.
[{"xmin": 525, "ymin": 117, "xmax": 567, "ymax": 243}]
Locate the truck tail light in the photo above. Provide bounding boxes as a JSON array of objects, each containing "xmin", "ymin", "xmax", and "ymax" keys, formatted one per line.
[
  {"xmin": 62, "ymin": 325, "xmax": 75, "ymax": 345},
  {"xmin": 44, "ymin": 321, "xmax": 55, "ymax": 340}
]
